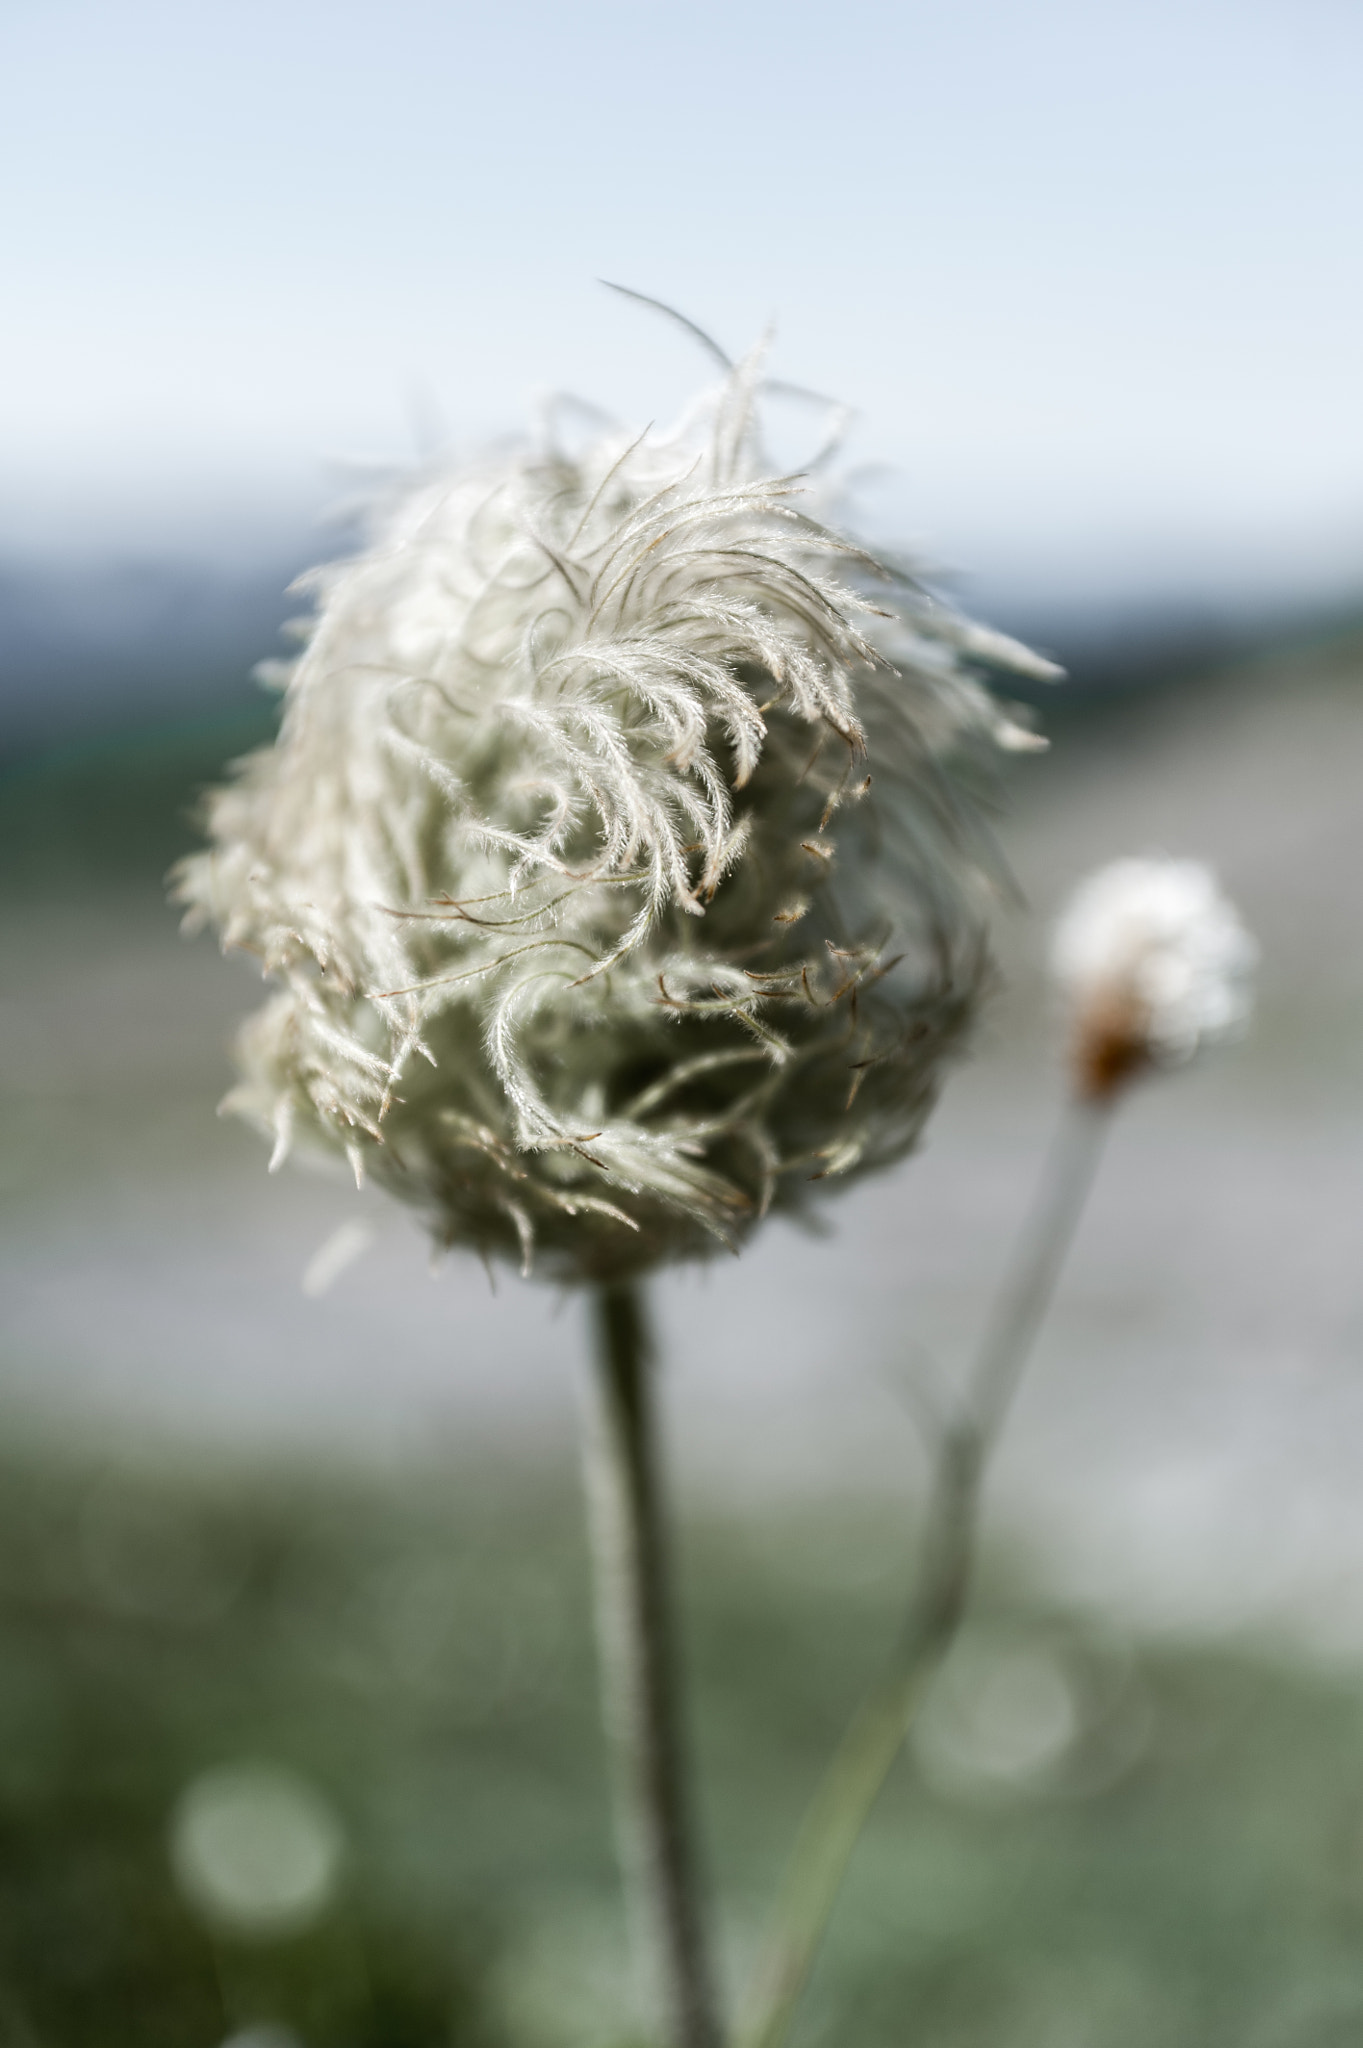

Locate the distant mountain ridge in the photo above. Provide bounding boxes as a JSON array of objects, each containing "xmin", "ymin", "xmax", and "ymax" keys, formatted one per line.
[
  {"xmin": 2, "ymin": 550, "xmax": 1358, "ymax": 765},
  {"xmin": 0, "ymin": 554, "xmax": 310, "ymax": 761}
]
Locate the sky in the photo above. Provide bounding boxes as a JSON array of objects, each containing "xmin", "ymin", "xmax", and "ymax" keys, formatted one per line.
[{"xmin": 3, "ymin": 0, "xmax": 1362, "ymax": 610}]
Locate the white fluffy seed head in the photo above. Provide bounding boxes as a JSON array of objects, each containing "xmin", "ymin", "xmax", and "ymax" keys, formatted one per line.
[
  {"xmin": 1052, "ymin": 856, "xmax": 1257, "ymax": 1098},
  {"xmin": 174, "ymin": 353, "xmax": 1052, "ymax": 1283}
]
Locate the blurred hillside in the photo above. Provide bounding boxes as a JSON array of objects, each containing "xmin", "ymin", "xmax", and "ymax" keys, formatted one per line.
[
  {"xmin": 5, "ymin": 610, "xmax": 1363, "ymax": 2043},
  {"xmin": 3, "ymin": 613, "xmax": 1363, "ymax": 1634},
  {"xmin": 0, "ymin": 555, "xmax": 309, "ymax": 762}
]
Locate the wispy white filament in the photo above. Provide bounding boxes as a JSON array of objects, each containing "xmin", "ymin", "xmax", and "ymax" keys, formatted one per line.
[
  {"xmin": 300, "ymin": 1221, "xmax": 374, "ymax": 1298},
  {"xmin": 1052, "ymin": 856, "xmax": 1257, "ymax": 1067},
  {"xmin": 176, "ymin": 352, "xmax": 1052, "ymax": 1281}
]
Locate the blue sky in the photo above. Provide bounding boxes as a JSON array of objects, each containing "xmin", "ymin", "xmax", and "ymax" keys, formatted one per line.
[{"xmin": 3, "ymin": 0, "xmax": 1361, "ymax": 607}]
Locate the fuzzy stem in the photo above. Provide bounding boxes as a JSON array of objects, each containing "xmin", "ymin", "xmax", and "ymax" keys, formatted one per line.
[
  {"xmin": 739, "ymin": 1097, "xmax": 1112, "ymax": 2048},
  {"xmin": 584, "ymin": 1281, "xmax": 722, "ymax": 2048}
]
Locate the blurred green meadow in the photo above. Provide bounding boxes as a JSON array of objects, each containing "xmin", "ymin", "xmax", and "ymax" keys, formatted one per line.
[
  {"xmin": 10, "ymin": 1446, "xmax": 1363, "ymax": 2047},
  {"xmin": 6, "ymin": 625, "xmax": 1363, "ymax": 2043}
]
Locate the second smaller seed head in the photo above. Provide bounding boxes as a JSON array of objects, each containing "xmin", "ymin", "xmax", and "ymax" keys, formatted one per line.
[{"xmin": 1052, "ymin": 856, "xmax": 1257, "ymax": 1102}]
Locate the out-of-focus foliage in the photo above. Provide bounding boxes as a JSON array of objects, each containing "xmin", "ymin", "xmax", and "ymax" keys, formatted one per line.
[
  {"xmin": 0, "ymin": 1455, "xmax": 529, "ymax": 2046},
  {"xmin": 8, "ymin": 626, "xmax": 1363, "ymax": 2045},
  {"xmin": 0, "ymin": 710, "xmax": 276, "ymax": 894},
  {"xmin": 2, "ymin": 1453, "xmax": 1363, "ymax": 2045}
]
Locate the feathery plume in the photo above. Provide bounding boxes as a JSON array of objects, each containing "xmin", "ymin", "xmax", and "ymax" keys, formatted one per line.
[{"xmin": 174, "ymin": 350, "xmax": 1053, "ymax": 1282}]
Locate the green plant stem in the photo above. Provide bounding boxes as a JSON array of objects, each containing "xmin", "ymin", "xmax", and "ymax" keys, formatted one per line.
[
  {"xmin": 739, "ymin": 1096, "xmax": 1112, "ymax": 2048},
  {"xmin": 584, "ymin": 1281, "xmax": 722, "ymax": 2048}
]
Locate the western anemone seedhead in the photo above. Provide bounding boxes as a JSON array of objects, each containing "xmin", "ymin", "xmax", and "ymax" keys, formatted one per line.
[
  {"xmin": 174, "ymin": 351, "xmax": 1055, "ymax": 1283},
  {"xmin": 1052, "ymin": 856, "xmax": 1257, "ymax": 1101}
]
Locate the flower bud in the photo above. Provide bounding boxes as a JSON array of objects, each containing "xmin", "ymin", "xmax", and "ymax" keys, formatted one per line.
[
  {"xmin": 1051, "ymin": 856, "xmax": 1257, "ymax": 1102},
  {"xmin": 175, "ymin": 357, "xmax": 1048, "ymax": 1282}
]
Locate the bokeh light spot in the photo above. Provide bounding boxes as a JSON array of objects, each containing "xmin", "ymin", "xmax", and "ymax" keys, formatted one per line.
[{"xmin": 169, "ymin": 1760, "xmax": 345, "ymax": 1939}]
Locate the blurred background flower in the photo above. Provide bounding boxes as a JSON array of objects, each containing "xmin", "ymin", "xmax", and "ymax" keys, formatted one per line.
[{"xmin": 1052, "ymin": 856, "xmax": 1257, "ymax": 1097}]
